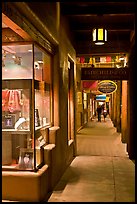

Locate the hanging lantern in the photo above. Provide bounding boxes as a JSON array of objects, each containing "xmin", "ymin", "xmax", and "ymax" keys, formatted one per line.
[{"xmin": 92, "ymin": 28, "xmax": 107, "ymax": 45}]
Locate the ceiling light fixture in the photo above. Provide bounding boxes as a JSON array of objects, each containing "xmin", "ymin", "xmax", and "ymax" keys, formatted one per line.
[{"xmin": 92, "ymin": 28, "xmax": 107, "ymax": 45}]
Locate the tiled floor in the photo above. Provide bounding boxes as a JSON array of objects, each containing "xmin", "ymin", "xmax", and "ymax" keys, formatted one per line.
[{"xmin": 48, "ymin": 116, "xmax": 135, "ymax": 202}]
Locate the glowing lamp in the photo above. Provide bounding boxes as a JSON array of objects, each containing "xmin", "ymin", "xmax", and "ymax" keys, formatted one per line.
[{"xmin": 92, "ymin": 28, "xmax": 107, "ymax": 45}]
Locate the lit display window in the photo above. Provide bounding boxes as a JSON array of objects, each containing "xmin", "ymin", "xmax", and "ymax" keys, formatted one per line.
[{"xmin": 2, "ymin": 43, "xmax": 52, "ymax": 171}]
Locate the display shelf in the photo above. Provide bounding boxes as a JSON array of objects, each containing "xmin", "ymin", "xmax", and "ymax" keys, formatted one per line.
[{"xmin": 2, "ymin": 129, "xmax": 31, "ymax": 134}]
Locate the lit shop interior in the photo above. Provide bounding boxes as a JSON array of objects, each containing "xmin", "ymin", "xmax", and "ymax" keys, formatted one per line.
[{"xmin": 2, "ymin": 43, "xmax": 52, "ymax": 171}]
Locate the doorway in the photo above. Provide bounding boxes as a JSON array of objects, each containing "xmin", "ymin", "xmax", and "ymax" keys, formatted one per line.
[{"xmin": 68, "ymin": 58, "xmax": 75, "ymax": 141}]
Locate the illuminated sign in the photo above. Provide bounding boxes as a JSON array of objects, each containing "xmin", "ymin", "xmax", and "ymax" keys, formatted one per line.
[
  {"xmin": 96, "ymin": 95, "xmax": 106, "ymax": 101},
  {"xmin": 98, "ymin": 80, "xmax": 117, "ymax": 94}
]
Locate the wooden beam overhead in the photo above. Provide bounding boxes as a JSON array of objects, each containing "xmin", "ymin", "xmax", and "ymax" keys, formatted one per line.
[{"xmin": 60, "ymin": 2, "xmax": 135, "ymax": 55}]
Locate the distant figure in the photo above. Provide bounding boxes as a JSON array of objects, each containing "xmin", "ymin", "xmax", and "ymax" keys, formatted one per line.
[
  {"xmin": 97, "ymin": 105, "xmax": 102, "ymax": 122},
  {"xmin": 103, "ymin": 109, "xmax": 107, "ymax": 122},
  {"xmin": 101, "ymin": 104, "xmax": 105, "ymax": 112},
  {"xmin": 107, "ymin": 107, "xmax": 109, "ymax": 115}
]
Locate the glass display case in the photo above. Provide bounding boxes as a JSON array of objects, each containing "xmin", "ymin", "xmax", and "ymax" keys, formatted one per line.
[{"xmin": 2, "ymin": 43, "xmax": 52, "ymax": 171}]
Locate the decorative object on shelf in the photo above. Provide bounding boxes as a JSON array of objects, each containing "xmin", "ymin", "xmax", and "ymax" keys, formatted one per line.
[
  {"xmin": 36, "ymin": 135, "xmax": 46, "ymax": 147},
  {"xmin": 14, "ymin": 117, "xmax": 26, "ymax": 129},
  {"xmin": 43, "ymin": 117, "xmax": 47, "ymax": 126},
  {"xmin": 92, "ymin": 28, "xmax": 107, "ymax": 45},
  {"xmin": 12, "ymin": 55, "xmax": 22, "ymax": 65},
  {"xmin": 35, "ymin": 109, "xmax": 40, "ymax": 127}
]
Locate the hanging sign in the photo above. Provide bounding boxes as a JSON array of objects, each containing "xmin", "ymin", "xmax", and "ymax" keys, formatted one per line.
[
  {"xmin": 98, "ymin": 80, "xmax": 117, "ymax": 94},
  {"xmin": 81, "ymin": 68, "xmax": 129, "ymax": 80}
]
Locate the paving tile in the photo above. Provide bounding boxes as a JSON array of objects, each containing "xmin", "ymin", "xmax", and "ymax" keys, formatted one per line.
[
  {"xmin": 115, "ymin": 184, "xmax": 135, "ymax": 202},
  {"xmin": 112, "ymin": 157, "xmax": 135, "ymax": 172},
  {"xmin": 48, "ymin": 182, "xmax": 116, "ymax": 202},
  {"xmin": 114, "ymin": 170, "xmax": 135, "ymax": 184},
  {"xmin": 60, "ymin": 156, "xmax": 114, "ymax": 184}
]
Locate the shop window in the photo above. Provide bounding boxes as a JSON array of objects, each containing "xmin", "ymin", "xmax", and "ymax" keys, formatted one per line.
[
  {"xmin": 2, "ymin": 44, "xmax": 33, "ymax": 79},
  {"xmin": 2, "ymin": 43, "xmax": 52, "ymax": 171}
]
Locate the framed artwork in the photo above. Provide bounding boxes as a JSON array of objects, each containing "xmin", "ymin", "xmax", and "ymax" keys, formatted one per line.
[
  {"xmin": 18, "ymin": 148, "xmax": 34, "ymax": 170},
  {"xmin": 2, "ymin": 114, "xmax": 16, "ymax": 129}
]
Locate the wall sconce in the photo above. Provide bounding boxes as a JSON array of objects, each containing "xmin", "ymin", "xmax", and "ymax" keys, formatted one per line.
[{"xmin": 92, "ymin": 28, "xmax": 107, "ymax": 45}]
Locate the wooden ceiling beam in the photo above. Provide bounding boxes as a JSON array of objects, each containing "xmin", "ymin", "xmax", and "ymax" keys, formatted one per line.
[
  {"xmin": 61, "ymin": 3, "xmax": 135, "ymax": 15},
  {"xmin": 70, "ymin": 22, "xmax": 134, "ymax": 31}
]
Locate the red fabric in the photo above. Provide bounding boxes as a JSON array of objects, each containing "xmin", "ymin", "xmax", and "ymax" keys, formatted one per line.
[
  {"xmin": 106, "ymin": 56, "xmax": 111, "ymax": 62},
  {"xmin": 8, "ymin": 90, "xmax": 21, "ymax": 113},
  {"xmin": 80, "ymin": 57, "xmax": 85, "ymax": 63},
  {"xmin": 2, "ymin": 90, "xmax": 10, "ymax": 111}
]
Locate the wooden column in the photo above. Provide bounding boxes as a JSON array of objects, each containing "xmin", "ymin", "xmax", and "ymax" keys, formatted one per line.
[
  {"xmin": 121, "ymin": 80, "xmax": 128, "ymax": 143},
  {"xmin": 113, "ymin": 91, "xmax": 117, "ymax": 127},
  {"xmin": 110, "ymin": 94, "xmax": 113, "ymax": 120},
  {"xmin": 116, "ymin": 81, "xmax": 121, "ymax": 132},
  {"xmin": 127, "ymin": 44, "xmax": 135, "ymax": 159}
]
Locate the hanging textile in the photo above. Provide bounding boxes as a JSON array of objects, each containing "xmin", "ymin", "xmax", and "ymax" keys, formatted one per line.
[
  {"xmin": 100, "ymin": 57, "xmax": 106, "ymax": 63},
  {"xmin": 85, "ymin": 57, "xmax": 90, "ymax": 63},
  {"xmin": 112, "ymin": 56, "xmax": 116, "ymax": 62},
  {"xmin": 106, "ymin": 56, "xmax": 111, "ymax": 62},
  {"xmin": 2, "ymin": 90, "xmax": 10, "ymax": 112},
  {"xmin": 95, "ymin": 57, "xmax": 100, "ymax": 63},
  {"xmin": 80, "ymin": 57, "xmax": 85, "ymax": 63},
  {"xmin": 89, "ymin": 57, "xmax": 92, "ymax": 64},
  {"xmin": 92, "ymin": 57, "xmax": 95, "ymax": 64},
  {"xmin": 116, "ymin": 55, "xmax": 119, "ymax": 62},
  {"xmin": 8, "ymin": 90, "xmax": 22, "ymax": 113}
]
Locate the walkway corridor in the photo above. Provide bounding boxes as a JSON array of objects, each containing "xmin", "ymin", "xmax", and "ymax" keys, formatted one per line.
[{"xmin": 48, "ymin": 116, "xmax": 135, "ymax": 202}]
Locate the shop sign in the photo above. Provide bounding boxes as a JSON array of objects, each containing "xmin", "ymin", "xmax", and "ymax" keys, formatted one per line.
[
  {"xmin": 81, "ymin": 68, "xmax": 129, "ymax": 80},
  {"xmin": 98, "ymin": 80, "xmax": 117, "ymax": 94},
  {"xmin": 96, "ymin": 94, "xmax": 106, "ymax": 101}
]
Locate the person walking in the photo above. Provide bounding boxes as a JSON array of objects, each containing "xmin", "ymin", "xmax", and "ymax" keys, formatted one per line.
[
  {"xmin": 97, "ymin": 105, "xmax": 102, "ymax": 122},
  {"xmin": 103, "ymin": 109, "xmax": 107, "ymax": 122}
]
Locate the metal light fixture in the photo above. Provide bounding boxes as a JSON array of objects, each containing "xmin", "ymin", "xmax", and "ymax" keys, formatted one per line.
[{"xmin": 92, "ymin": 28, "xmax": 107, "ymax": 45}]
